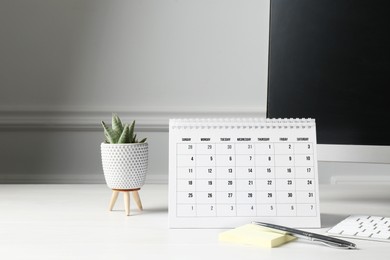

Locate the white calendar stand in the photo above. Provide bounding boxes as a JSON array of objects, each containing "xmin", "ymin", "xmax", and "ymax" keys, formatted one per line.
[{"xmin": 168, "ymin": 118, "xmax": 321, "ymax": 228}]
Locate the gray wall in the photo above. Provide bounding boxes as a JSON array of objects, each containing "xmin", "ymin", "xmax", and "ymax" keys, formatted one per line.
[
  {"xmin": 3, "ymin": 1, "xmax": 388, "ymax": 185},
  {"xmin": 0, "ymin": 0, "xmax": 269, "ymax": 183}
]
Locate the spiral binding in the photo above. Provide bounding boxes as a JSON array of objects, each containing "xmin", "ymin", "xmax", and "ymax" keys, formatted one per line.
[{"xmin": 169, "ymin": 118, "xmax": 315, "ymax": 130}]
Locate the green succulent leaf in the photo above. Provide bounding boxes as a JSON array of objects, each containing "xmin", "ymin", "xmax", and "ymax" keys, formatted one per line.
[
  {"xmin": 129, "ymin": 120, "xmax": 135, "ymax": 142},
  {"xmin": 101, "ymin": 121, "xmax": 120, "ymax": 143},
  {"xmin": 101, "ymin": 115, "xmax": 146, "ymax": 144},
  {"xmin": 112, "ymin": 113, "xmax": 123, "ymax": 135},
  {"xmin": 118, "ymin": 125, "xmax": 130, "ymax": 144}
]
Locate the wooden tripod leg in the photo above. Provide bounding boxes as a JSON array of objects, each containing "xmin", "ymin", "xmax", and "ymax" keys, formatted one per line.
[
  {"xmin": 124, "ymin": 191, "xmax": 130, "ymax": 216},
  {"xmin": 132, "ymin": 190, "xmax": 143, "ymax": 211},
  {"xmin": 109, "ymin": 190, "xmax": 119, "ymax": 211}
]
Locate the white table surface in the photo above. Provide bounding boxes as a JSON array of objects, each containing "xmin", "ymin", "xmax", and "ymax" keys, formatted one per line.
[{"xmin": 1, "ymin": 184, "xmax": 389, "ymax": 259}]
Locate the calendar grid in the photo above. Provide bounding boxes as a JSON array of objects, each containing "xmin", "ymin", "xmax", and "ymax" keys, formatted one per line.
[
  {"xmin": 254, "ymin": 143, "xmax": 258, "ymax": 214},
  {"xmin": 293, "ymin": 143, "xmax": 297, "ymax": 217},
  {"xmin": 170, "ymin": 118, "xmax": 321, "ymax": 228},
  {"xmin": 233, "ymin": 142, "xmax": 237, "ymax": 217},
  {"xmin": 194, "ymin": 143, "xmax": 197, "ymax": 217},
  {"xmin": 175, "ymin": 142, "xmax": 317, "ymax": 218}
]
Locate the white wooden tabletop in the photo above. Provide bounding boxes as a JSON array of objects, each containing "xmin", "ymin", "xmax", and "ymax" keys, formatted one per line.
[{"xmin": 0, "ymin": 184, "xmax": 389, "ymax": 259}]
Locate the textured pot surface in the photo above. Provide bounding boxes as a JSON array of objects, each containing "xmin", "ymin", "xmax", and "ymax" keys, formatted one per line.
[{"xmin": 101, "ymin": 143, "xmax": 148, "ymax": 189}]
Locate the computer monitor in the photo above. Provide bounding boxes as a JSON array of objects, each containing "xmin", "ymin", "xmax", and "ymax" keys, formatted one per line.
[{"xmin": 267, "ymin": 0, "xmax": 390, "ymax": 165}]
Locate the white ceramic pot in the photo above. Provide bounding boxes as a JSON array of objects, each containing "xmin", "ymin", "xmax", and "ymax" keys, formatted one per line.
[{"xmin": 101, "ymin": 142, "xmax": 148, "ymax": 189}]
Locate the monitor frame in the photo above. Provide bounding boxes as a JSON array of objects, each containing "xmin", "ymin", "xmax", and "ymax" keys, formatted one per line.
[{"xmin": 266, "ymin": 0, "xmax": 390, "ymax": 165}]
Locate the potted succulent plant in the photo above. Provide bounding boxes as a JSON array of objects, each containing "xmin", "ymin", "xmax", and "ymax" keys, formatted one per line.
[{"xmin": 100, "ymin": 113, "xmax": 148, "ymax": 215}]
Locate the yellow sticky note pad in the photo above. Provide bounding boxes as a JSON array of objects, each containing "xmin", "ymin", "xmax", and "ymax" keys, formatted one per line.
[{"xmin": 219, "ymin": 224, "xmax": 296, "ymax": 248}]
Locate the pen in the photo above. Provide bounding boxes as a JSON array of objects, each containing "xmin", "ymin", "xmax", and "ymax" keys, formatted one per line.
[{"xmin": 251, "ymin": 221, "xmax": 357, "ymax": 249}]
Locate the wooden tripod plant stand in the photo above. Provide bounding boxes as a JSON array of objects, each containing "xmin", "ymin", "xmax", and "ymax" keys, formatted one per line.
[{"xmin": 109, "ymin": 188, "xmax": 143, "ymax": 216}]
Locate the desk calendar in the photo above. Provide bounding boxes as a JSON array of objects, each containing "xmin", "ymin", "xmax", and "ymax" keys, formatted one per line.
[{"xmin": 168, "ymin": 118, "xmax": 321, "ymax": 228}]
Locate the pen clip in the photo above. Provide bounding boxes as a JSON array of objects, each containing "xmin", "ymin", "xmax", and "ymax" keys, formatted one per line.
[{"xmin": 311, "ymin": 238, "xmax": 356, "ymax": 249}]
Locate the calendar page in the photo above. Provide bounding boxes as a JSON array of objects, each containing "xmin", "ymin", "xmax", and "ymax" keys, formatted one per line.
[{"xmin": 169, "ymin": 118, "xmax": 321, "ymax": 228}]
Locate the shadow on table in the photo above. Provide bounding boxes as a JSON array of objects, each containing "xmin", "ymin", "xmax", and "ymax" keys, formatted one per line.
[
  {"xmin": 321, "ymin": 213, "xmax": 348, "ymax": 228},
  {"xmin": 142, "ymin": 207, "xmax": 168, "ymax": 214}
]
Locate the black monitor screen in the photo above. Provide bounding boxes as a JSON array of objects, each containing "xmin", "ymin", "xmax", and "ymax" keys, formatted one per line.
[{"xmin": 267, "ymin": 0, "xmax": 390, "ymax": 145}]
